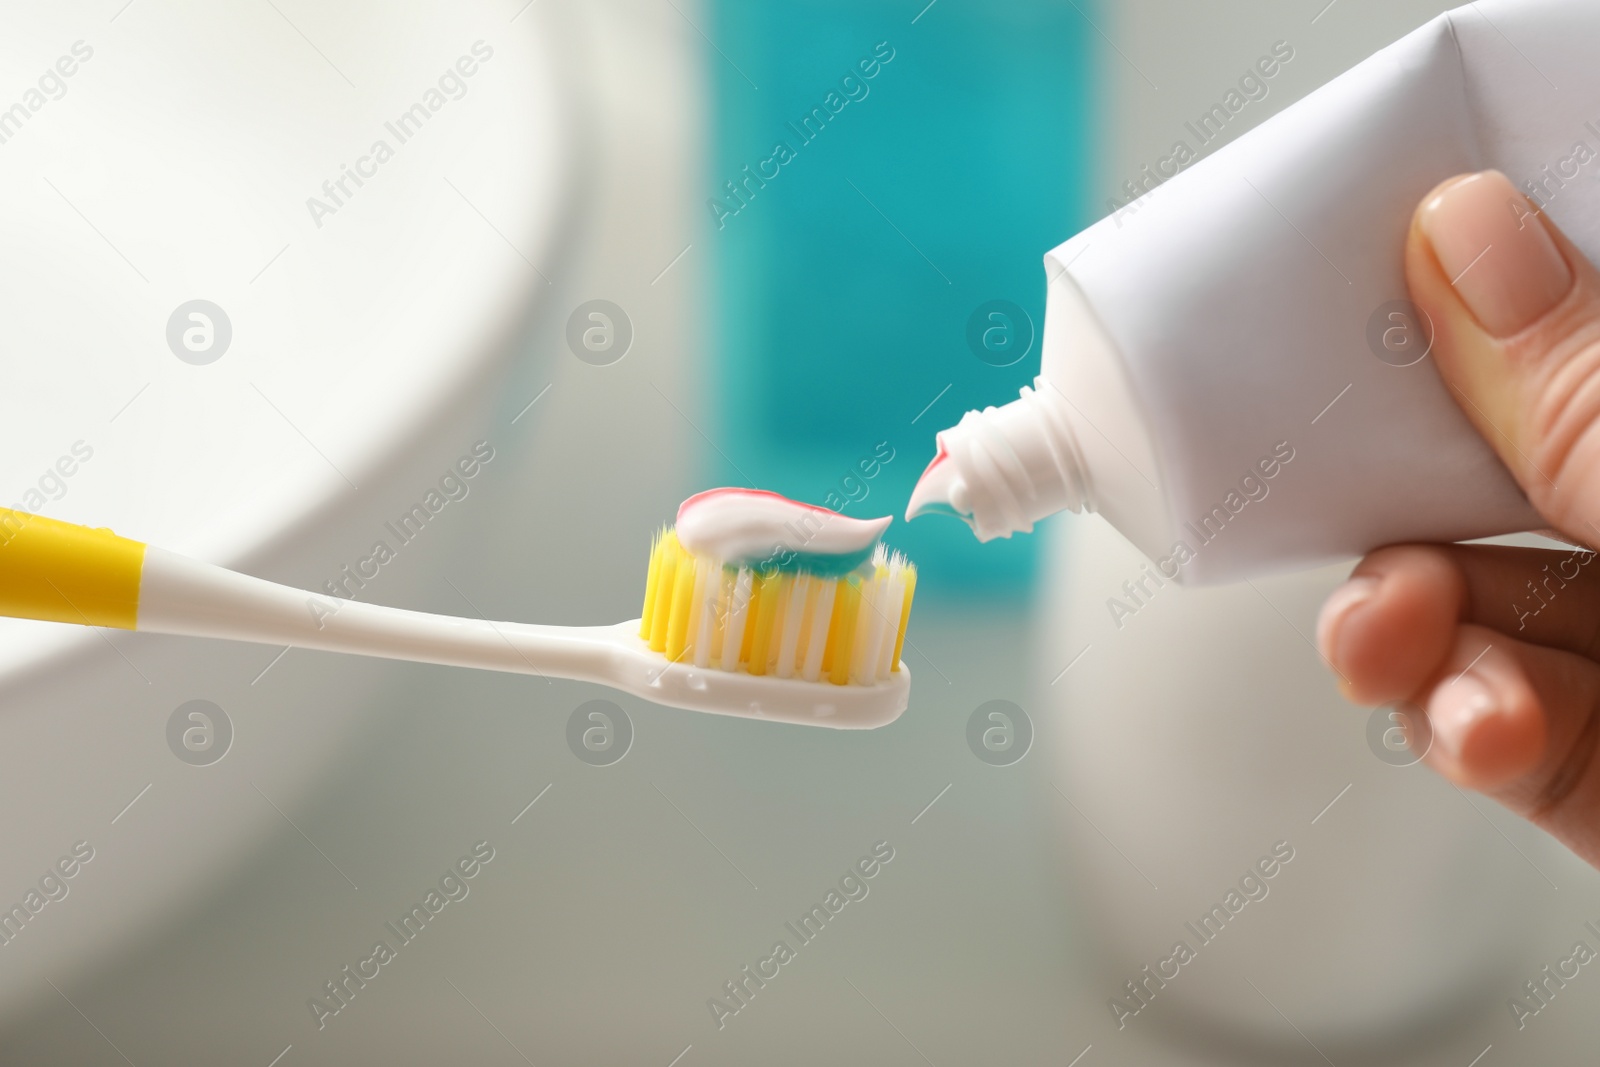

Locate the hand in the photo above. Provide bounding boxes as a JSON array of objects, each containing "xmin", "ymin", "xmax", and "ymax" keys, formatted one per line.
[{"xmin": 1317, "ymin": 170, "xmax": 1600, "ymax": 868}]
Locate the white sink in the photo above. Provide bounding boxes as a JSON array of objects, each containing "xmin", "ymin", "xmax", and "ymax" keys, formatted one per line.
[{"xmin": 0, "ymin": 0, "xmax": 570, "ymax": 1022}]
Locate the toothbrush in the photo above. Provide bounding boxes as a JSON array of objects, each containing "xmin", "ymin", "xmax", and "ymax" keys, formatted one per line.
[{"xmin": 0, "ymin": 491, "xmax": 916, "ymax": 728}]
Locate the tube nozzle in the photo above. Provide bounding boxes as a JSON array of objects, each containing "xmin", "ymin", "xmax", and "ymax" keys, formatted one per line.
[{"xmin": 904, "ymin": 378, "xmax": 1091, "ymax": 542}]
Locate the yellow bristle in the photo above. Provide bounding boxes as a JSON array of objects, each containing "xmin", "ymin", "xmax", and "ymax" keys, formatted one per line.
[
  {"xmin": 827, "ymin": 578, "xmax": 860, "ymax": 686},
  {"xmin": 892, "ymin": 565, "xmax": 917, "ymax": 671},
  {"xmin": 792, "ymin": 579, "xmax": 818, "ymax": 668},
  {"xmin": 766, "ymin": 576, "xmax": 793, "ymax": 671},
  {"xmin": 665, "ymin": 546, "xmax": 697, "ymax": 662},
  {"xmin": 648, "ymin": 533, "xmax": 679, "ymax": 652},
  {"xmin": 873, "ymin": 563, "xmax": 906, "ymax": 680},
  {"xmin": 745, "ymin": 572, "xmax": 782, "ymax": 676},
  {"xmin": 690, "ymin": 559, "xmax": 716, "ymax": 668},
  {"xmin": 639, "ymin": 532, "xmax": 666, "ymax": 640},
  {"xmin": 638, "ymin": 525, "xmax": 919, "ymax": 688},
  {"xmin": 740, "ymin": 573, "xmax": 764, "ymax": 666},
  {"xmin": 821, "ymin": 577, "xmax": 847, "ymax": 674}
]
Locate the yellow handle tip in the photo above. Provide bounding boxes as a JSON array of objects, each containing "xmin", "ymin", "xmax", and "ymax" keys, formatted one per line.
[{"xmin": 0, "ymin": 510, "xmax": 145, "ymax": 629}]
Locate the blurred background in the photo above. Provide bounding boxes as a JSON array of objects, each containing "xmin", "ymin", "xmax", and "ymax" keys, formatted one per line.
[{"xmin": 1, "ymin": 0, "xmax": 1598, "ymax": 1063}]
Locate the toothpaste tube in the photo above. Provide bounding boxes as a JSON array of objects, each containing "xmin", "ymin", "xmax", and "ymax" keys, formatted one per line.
[{"xmin": 909, "ymin": 0, "xmax": 1595, "ymax": 584}]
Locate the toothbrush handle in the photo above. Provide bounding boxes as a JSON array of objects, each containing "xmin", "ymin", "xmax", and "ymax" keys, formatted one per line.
[
  {"xmin": 137, "ymin": 547, "xmax": 622, "ymax": 680},
  {"xmin": 0, "ymin": 508, "xmax": 619, "ymax": 680}
]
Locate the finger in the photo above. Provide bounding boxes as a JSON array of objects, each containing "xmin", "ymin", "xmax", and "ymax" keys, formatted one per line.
[
  {"xmin": 1319, "ymin": 543, "xmax": 1600, "ymax": 705},
  {"xmin": 1413, "ymin": 626, "xmax": 1600, "ymax": 867},
  {"xmin": 1438, "ymin": 543, "xmax": 1600, "ymax": 652},
  {"xmin": 1406, "ymin": 170, "xmax": 1600, "ymax": 543},
  {"xmin": 1416, "ymin": 626, "xmax": 1546, "ymax": 793},
  {"xmin": 1316, "ymin": 545, "xmax": 1462, "ymax": 706}
]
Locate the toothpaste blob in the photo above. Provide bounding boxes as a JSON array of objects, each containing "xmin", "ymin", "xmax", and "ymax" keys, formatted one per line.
[
  {"xmin": 676, "ymin": 488, "xmax": 891, "ymax": 576},
  {"xmin": 905, "ymin": 441, "xmax": 976, "ymax": 526}
]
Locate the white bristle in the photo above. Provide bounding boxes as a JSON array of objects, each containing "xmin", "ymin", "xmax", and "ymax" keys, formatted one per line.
[
  {"xmin": 720, "ymin": 567, "xmax": 752, "ymax": 672},
  {"xmin": 679, "ymin": 555, "xmax": 705, "ymax": 665},
  {"xmin": 851, "ymin": 568, "xmax": 881, "ymax": 686},
  {"xmin": 801, "ymin": 579, "xmax": 834, "ymax": 682},
  {"xmin": 709, "ymin": 566, "xmax": 734, "ymax": 664},
  {"xmin": 776, "ymin": 574, "xmax": 809, "ymax": 679}
]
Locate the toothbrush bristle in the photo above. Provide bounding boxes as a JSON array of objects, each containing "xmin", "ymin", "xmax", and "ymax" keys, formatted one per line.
[{"xmin": 639, "ymin": 529, "xmax": 917, "ymax": 686}]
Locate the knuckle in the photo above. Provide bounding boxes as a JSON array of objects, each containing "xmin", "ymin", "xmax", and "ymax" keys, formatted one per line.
[
  {"xmin": 1531, "ymin": 695, "xmax": 1600, "ymax": 818},
  {"xmin": 1517, "ymin": 319, "xmax": 1600, "ymax": 520}
]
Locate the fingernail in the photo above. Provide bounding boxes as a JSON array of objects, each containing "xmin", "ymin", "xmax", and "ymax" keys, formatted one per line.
[
  {"xmin": 1317, "ymin": 576, "xmax": 1380, "ymax": 668},
  {"xmin": 1430, "ymin": 671, "xmax": 1497, "ymax": 762},
  {"xmin": 1419, "ymin": 170, "xmax": 1573, "ymax": 337}
]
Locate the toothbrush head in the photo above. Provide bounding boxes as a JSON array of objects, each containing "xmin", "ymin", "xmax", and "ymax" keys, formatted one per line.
[{"xmin": 627, "ymin": 521, "xmax": 917, "ymax": 729}]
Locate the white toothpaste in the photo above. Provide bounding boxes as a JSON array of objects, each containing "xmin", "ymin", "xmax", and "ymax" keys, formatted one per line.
[{"xmin": 676, "ymin": 488, "xmax": 890, "ymax": 576}]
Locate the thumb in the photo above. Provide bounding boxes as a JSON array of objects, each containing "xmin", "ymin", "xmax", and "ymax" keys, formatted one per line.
[{"xmin": 1406, "ymin": 169, "xmax": 1600, "ymax": 542}]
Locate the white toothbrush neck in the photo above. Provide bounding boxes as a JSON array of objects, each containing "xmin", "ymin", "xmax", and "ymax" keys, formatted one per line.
[{"xmin": 135, "ymin": 547, "xmax": 620, "ymax": 681}]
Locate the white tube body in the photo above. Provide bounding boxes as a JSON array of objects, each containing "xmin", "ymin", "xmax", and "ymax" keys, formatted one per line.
[{"xmin": 923, "ymin": 0, "xmax": 1600, "ymax": 584}]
